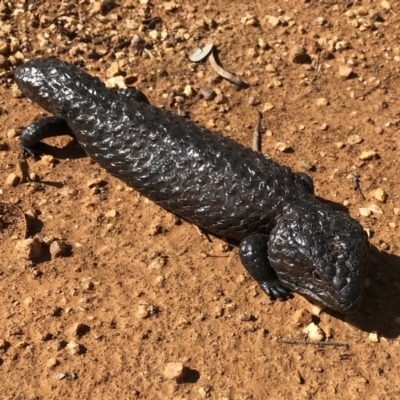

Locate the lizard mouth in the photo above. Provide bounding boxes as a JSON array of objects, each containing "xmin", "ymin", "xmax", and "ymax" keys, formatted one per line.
[{"xmin": 283, "ymin": 280, "xmax": 363, "ymax": 314}]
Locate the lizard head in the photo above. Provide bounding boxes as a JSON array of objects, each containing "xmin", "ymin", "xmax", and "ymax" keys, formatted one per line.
[{"xmin": 267, "ymin": 199, "xmax": 369, "ymax": 313}]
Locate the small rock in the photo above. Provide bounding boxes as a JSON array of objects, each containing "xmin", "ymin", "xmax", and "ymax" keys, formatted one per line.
[
  {"xmin": 164, "ymin": 362, "xmax": 184, "ymax": 380},
  {"xmin": 339, "ymin": 65, "xmax": 353, "ymax": 79},
  {"xmin": 5, "ymin": 172, "xmax": 21, "ymax": 187},
  {"xmin": 293, "ymin": 309, "xmax": 313, "ymax": 328},
  {"xmin": 105, "ymin": 209, "xmax": 117, "ymax": 218},
  {"xmin": 238, "ymin": 312, "xmax": 252, "ymax": 322},
  {"xmin": 214, "ymin": 93, "xmax": 227, "ymax": 104},
  {"xmin": 394, "ymin": 208, "xmax": 400, "ymax": 216},
  {"xmin": 40, "ymin": 155, "xmax": 56, "ymax": 165},
  {"xmin": 0, "ymin": 41, "xmax": 9, "ymax": 55},
  {"xmin": 316, "ymin": 97, "xmax": 329, "ymax": 106},
  {"xmin": 368, "ymin": 331, "xmax": 379, "ymax": 343},
  {"xmin": 136, "ymin": 302, "xmax": 151, "ymax": 319},
  {"xmin": 263, "ymin": 102, "xmax": 274, "ymax": 112},
  {"xmin": 335, "ymin": 142, "xmax": 345, "ymax": 149},
  {"xmin": 164, "ymin": 1, "xmax": 179, "ymax": 11},
  {"xmin": 265, "ymin": 64, "xmax": 277, "ymax": 73},
  {"xmin": 148, "ymin": 256, "xmax": 166, "ymax": 270},
  {"xmin": 106, "ymin": 62, "xmax": 121, "ymax": 78},
  {"xmin": 374, "ymin": 188, "xmax": 387, "ymax": 203},
  {"xmin": 126, "ymin": 20, "xmax": 139, "ymax": 30},
  {"xmin": 347, "ymin": 135, "xmax": 362, "ymax": 145},
  {"xmin": 300, "ymin": 159, "xmax": 315, "ymax": 171},
  {"xmin": 267, "ymin": 16, "xmax": 280, "ymax": 27},
  {"xmin": 7, "ymin": 128, "xmax": 21, "ymax": 138},
  {"xmin": 275, "ymin": 142, "xmax": 292, "ymax": 152},
  {"xmin": 335, "ymin": 41, "xmax": 349, "ymax": 51},
  {"xmin": 321, "ymin": 50, "xmax": 333, "ymax": 59},
  {"xmin": 381, "ymin": 1, "xmax": 391, "ymax": 10},
  {"xmin": 0, "ymin": 339, "xmax": 8, "ymax": 349},
  {"xmin": 320, "ymin": 123, "xmax": 328, "ymax": 131},
  {"xmin": 66, "ymin": 341, "xmax": 82, "ymax": 355},
  {"xmin": 198, "ymin": 385, "xmax": 212, "ymax": 398},
  {"xmin": 16, "ymin": 341, "xmax": 29, "ymax": 348},
  {"xmin": 199, "ymin": 87, "xmax": 215, "ymax": 100},
  {"xmin": 49, "ymin": 240, "xmax": 69, "ymax": 258},
  {"xmin": 368, "ymin": 204, "xmax": 384, "ymax": 215},
  {"xmin": 359, "ymin": 150, "xmax": 377, "ymax": 160},
  {"xmin": 47, "ymin": 358, "xmax": 59, "ymax": 369},
  {"xmin": 303, "ymin": 322, "xmax": 325, "ymax": 342},
  {"xmin": 289, "ymin": 45, "xmax": 310, "ymax": 64},
  {"xmin": 311, "ymin": 305, "xmax": 323, "ymax": 316},
  {"xmin": 359, "ymin": 208, "xmax": 371, "ymax": 217},
  {"xmin": 374, "ymin": 127, "xmax": 384, "ymax": 135},
  {"xmin": 183, "ymin": 85, "xmax": 194, "ymax": 98},
  {"xmin": 15, "ymin": 238, "xmax": 42, "ymax": 260},
  {"xmin": 23, "ymin": 297, "xmax": 34, "ymax": 307}
]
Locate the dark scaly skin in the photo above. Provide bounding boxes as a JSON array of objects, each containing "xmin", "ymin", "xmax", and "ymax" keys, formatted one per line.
[{"xmin": 14, "ymin": 58, "xmax": 370, "ymax": 313}]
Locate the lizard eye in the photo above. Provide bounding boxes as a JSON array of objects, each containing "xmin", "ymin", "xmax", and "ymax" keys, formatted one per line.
[{"xmin": 312, "ymin": 270, "xmax": 322, "ymax": 281}]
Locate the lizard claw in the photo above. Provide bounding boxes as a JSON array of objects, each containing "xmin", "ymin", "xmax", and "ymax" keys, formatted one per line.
[{"xmin": 260, "ymin": 279, "xmax": 290, "ymax": 299}]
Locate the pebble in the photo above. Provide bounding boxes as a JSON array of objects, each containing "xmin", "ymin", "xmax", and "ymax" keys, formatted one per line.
[
  {"xmin": 40, "ymin": 155, "xmax": 55, "ymax": 165},
  {"xmin": 359, "ymin": 208, "xmax": 371, "ymax": 217},
  {"xmin": 303, "ymin": 322, "xmax": 325, "ymax": 341},
  {"xmin": 374, "ymin": 127, "xmax": 383, "ymax": 135},
  {"xmin": 164, "ymin": 1, "xmax": 179, "ymax": 11},
  {"xmin": 15, "ymin": 238, "xmax": 42, "ymax": 260},
  {"xmin": 316, "ymin": 97, "xmax": 329, "ymax": 106},
  {"xmin": 300, "ymin": 159, "xmax": 315, "ymax": 171},
  {"xmin": 23, "ymin": 297, "xmax": 34, "ymax": 307},
  {"xmin": 183, "ymin": 85, "xmax": 193, "ymax": 98},
  {"xmin": 106, "ymin": 62, "xmax": 121, "ymax": 78},
  {"xmin": 263, "ymin": 102, "xmax": 274, "ymax": 112},
  {"xmin": 66, "ymin": 341, "xmax": 82, "ymax": 355},
  {"xmin": 339, "ymin": 65, "xmax": 353, "ymax": 79},
  {"xmin": 394, "ymin": 208, "xmax": 400, "ymax": 216},
  {"xmin": 0, "ymin": 339, "xmax": 7, "ymax": 349},
  {"xmin": 238, "ymin": 312, "xmax": 252, "ymax": 322},
  {"xmin": 359, "ymin": 150, "xmax": 377, "ymax": 160},
  {"xmin": 289, "ymin": 45, "xmax": 309, "ymax": 64},
  {"xmin": 7, "ymin": 128, "xmax": 21, "ymax": 138},
  {"xmin": 265, "ymin": 64, "xmax": 277, "ymax": 73},
  {"xmin": 292, "ymin": 309, "xmax": 313, "ymax": 328},
  {"xmin": 381, "ymin": 1, "xmax": 391, "ymax": 10},
  {"xmin": 198, "ymin": 385, "xmax": 212, "ymax": 398},
  {"xmin": 374, "ymin": 188, "xmax": 387, "ymax": 203},
  {"xmin": 5, "ymin": 172, "xmax": 21, "ymax": 187},
  {"xmin": 49, "ymin": 240, "xmax": 69, "ymax": 258},
  {"xmin": 136, "ymin": 302, "xmax": 151, "ymax": 319},
  {"xmin": 347, "ymin": 135, "xmax": 362, "ymax": 145},
  {"xmin": 368, "ymin": 331, "xmax": 379, "ymax": 343},
  {"xmin": 267, "ymin": 16, "xmax": 280, "ymax": 27},
  {"xmin": 148, "ymin": 256, "xmax": 166, "ymax": 270},
  {"xmin": 126, "ymin": 20, "xmax": 139, "ymax": 30},
  {"xmin": 47, "ymin": 358, "xmax": 59, "ymax": 369},
  {"xmin": 335, "ymin": 142, "xmax": 345, "ymax": 149},
  {"xmin": 275, "ymin": 142, "xmax": 292, "ymax": 152},
  {"xmin": 199, "ymin": 87, "xmax": 215, "ymax": 100},
  {"xmin": 105, "ymin": 209, "xmax": 117, "ymax": 218},
  {"xmin": 214, "ymin": 93, "xmax": 227, "ymax": 104},
  {"xmin": 164, "ymin": 362, "xmax": 184, "ymax": 380},
  {"xmin": 368, "ymin": 204, "xmax": 383, "ymax": 215}
]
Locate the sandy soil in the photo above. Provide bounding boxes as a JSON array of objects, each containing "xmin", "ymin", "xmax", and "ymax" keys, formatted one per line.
[{"xmin": 1, "ymin": 0, "xmax": 400, "ymax": 399}]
